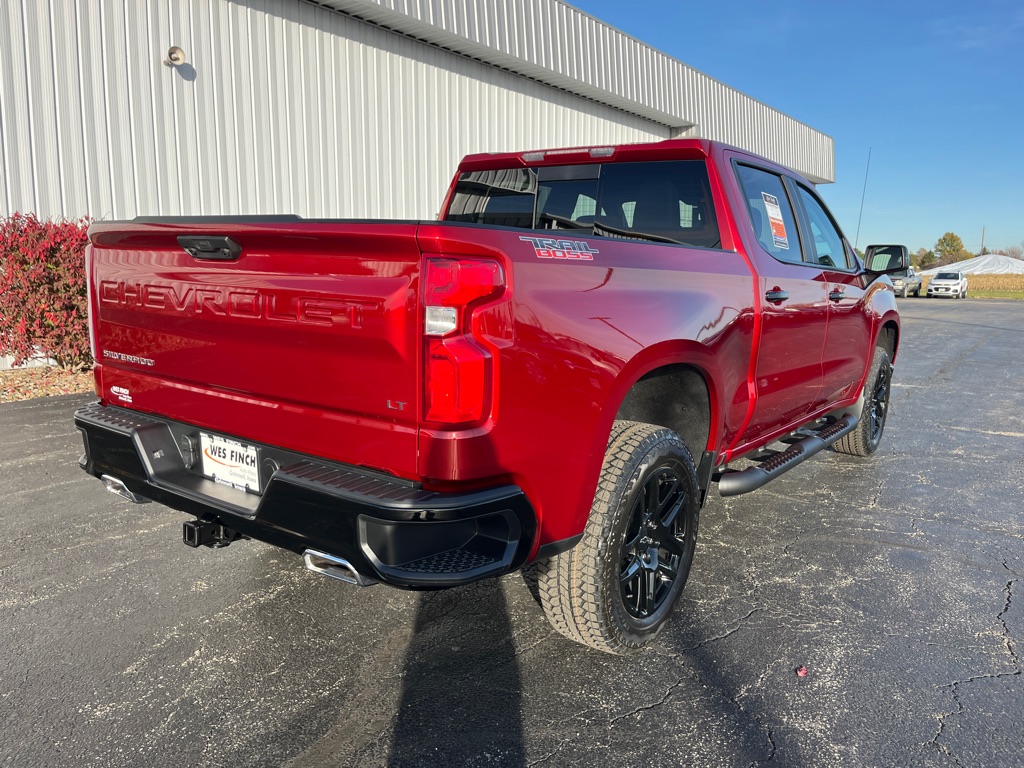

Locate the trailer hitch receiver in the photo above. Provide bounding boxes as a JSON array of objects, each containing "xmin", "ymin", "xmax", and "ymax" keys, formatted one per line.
[{"xmin": 183, "ymin": 519, "xmax": 242, "ymax": 548}]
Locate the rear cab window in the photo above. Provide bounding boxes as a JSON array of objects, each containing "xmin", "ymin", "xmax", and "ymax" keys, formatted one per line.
[{"xmin": 445, "ymin": 160, "xmax": 722, "ymax": 250}]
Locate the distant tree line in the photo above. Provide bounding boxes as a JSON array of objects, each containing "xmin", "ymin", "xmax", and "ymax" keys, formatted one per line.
[{"xmin": 907, "ymin": 233, "xmax": 1024, "ymax": 269}]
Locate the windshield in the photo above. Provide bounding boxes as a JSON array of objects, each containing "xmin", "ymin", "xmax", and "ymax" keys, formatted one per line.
[{"xmin": 936, "ymin": 272, "xmax": 961, "ymax": 280}]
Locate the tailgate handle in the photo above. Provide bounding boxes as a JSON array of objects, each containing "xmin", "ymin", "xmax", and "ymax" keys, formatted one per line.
[{"xmin": 177, "ymin": 235, "xmax": 242, "ymax": 261}]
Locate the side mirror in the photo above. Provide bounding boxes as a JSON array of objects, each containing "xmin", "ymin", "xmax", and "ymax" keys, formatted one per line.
[{"xmin": 864, "ymin": 244, "xmax": 909, "ymax": 275}]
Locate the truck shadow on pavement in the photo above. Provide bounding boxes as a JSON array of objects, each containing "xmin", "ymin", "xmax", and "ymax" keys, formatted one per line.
[{"xmin": 387, "ymin": 579, "xmax": 526, "ymax": 767}]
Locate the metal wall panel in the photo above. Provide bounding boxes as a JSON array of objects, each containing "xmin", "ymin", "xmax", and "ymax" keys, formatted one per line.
[
  {"xmin": 1, "ymin": 0, "xmax": 833, "ymax": 223},
  {"xmin": 0, "ymin": 0, "xmax": 667, "ymax": 221},
  {"xmin": 321, "ymin": 0, "xmax": 834, "ymax": 182}
]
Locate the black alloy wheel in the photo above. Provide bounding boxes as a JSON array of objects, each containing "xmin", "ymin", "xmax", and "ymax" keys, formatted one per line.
[
  {"xmin": 834, "ymin": 345, "xmax": 893, "ymax": 457},
  {"xmin": 620, "ymin": 464, "xmax": 692, "ymax": 619},
  {"xmin": 867, "ymin": 351, "xmax": 891, "ymax": 446},
  {"xmin": 535, "ymin": 421, "xmax": 700, "ymax": 653}
]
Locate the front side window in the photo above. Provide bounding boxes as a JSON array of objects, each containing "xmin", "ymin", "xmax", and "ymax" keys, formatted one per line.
[
  {"xmin": 735, "ymin": 164, "xmax": 803, "ymax": 264},
  {"xmin": 797, "ymin": 186, "xmax": 852, "ymax": 269},
  {"xmin": 445, "ymin": 160, "xmax": 722, "ymax": 249}
]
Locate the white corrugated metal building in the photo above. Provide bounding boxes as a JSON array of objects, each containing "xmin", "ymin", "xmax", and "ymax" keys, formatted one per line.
[{"xmin": 0, "ymin": 0, "xmax": 833, "ymax": 224}]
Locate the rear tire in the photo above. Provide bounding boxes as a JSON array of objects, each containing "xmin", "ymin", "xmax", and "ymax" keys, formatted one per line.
[
  {"xmin": 536, "ymin": 421, "xmax": 700, "ymax": 654},
  {"xmin": 834, "ymin": 346, "xmax": 892, "ymax": 457}
]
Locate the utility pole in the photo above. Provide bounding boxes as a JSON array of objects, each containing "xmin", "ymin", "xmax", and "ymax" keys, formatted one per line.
[{"xmin": 980, "ymin": 226, "xmax": 985, "ymax": 255}]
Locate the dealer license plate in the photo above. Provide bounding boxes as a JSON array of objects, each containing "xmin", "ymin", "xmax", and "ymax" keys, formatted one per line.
[{"xmin": 199, "ymin": 432, "xmax": 261, "ymax": 494}]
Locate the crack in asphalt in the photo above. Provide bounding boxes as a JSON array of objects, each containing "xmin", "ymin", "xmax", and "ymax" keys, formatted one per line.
[
  {"xmin": 739, "ymin": 664, "xmax": 778, "ymax": 766},
  {"xmin": 529, "ymin": 605, "xmax": 774, "ymax": 766},
  {"xmin": 921, "ymin": 332, "xmax": 992, "ymax": 382},
  {"xmin": 684, "ymin": 607, "xmax": 766, "ymax": 652},
  {"xmin": 867, "ymin": 479, "xmax": 884, "ymax": 510},
  {"xmin": 606, "ymin": 674, "xmax": 689, "ymax": 728},
  {"xmin": 924, "ymin": 570, "xmax": 1020, "ymax": 764},
  {"xmin": 347, "ymin": 725, "xmax": 393, "ymax": 767},
  {"xmin": 780, "ymin": 529, "xmax": 818, "ymax": 574},
  {"xmin": 511, "ymin": 629, "xmax": 556, "ymax": 659},
  {"xmin": 997, "ymin": 571, "xmax": 1019, "ymax": 671},
  {"xmin": 782, "ymin": 529, "xmax": 803, "ymax": 560},
  {"xmin": 691, "ymin": 606, "xmax": 777, "ymax": 763},
  {"xmin": 601, "ymin": 664, "xmax": 776, "ymax": 766},
  {"xmin": 524, "ymin": 705, "xmax": 608, "ymax": 767},
  {"xmin": 749, "ymin": 720, "xmax": 777, "ymax": 767},
  {"xmin": 527, "ymin": 745, "xmax": 568, "ymax": 767}
]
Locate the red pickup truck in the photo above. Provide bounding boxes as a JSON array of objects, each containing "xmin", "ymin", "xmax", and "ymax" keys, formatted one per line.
[{"xmin": 76, "ymin": 139, "xmax": 905, "ymax": 653}]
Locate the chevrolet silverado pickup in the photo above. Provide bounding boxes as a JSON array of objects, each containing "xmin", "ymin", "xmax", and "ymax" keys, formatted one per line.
[{"xmin": 76, "ymin": 139, "xmax": 906, "ymax": 653}]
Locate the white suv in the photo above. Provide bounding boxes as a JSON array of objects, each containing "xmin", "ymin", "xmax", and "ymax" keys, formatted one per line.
[{"xmin": 927, "ymin": 270, "xmax": 969, "ymax": 299}]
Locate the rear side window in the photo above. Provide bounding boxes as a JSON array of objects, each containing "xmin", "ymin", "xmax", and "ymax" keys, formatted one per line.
[
  {"xmin": 445, "ymin": 160, "xmax": 722, "ymax": 249},
  {"xmin": 735, "ymin": 164, "xmax": 803, "ymax": 264},
  {"xmin": 593, "ymin": 161, "xmax": 720, "ymax": 248},
  {"xmin": 444, "ymin": 168, "xmax": 537, "ymax": 228}
]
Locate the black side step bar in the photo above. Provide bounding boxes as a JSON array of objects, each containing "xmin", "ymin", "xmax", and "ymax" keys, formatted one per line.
[{"xmin": 717, "ymin": 414, "xmax": 858, "ymax": 497}]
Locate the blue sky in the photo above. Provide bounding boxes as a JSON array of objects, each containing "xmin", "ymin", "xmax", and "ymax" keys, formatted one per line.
[{"xmin": 573, "ymin": 0, "xmax": 1024, "ymax": 254}]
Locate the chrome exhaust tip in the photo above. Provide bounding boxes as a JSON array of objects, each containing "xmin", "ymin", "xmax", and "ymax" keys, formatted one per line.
[
  {"xmin": 302, "ymin": 549, "xmax": 377, "ymax": 587},
  {"xmin": 101, "ymin": 474, "xmax": 151, "ymax": 504}
]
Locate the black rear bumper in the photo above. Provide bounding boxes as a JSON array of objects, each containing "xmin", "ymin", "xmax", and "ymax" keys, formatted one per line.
[{"xmin": 75, "ymin": 403, "xmax": 536, "ymax": 588}]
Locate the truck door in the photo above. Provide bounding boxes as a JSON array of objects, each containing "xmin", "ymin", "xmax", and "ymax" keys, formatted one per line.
[
  {"xmin": 732, "ymin": 162, "xmax": 828, "ymax": 444},
  {"xmin": 790, "ymin": 182, "xmax": 873, "ymax": 406}
]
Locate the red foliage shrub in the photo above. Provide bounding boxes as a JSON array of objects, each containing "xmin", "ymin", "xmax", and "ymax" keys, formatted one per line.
[{"xmin": 0, "ymin": 213, "xmax": 92, "ymax": 370}]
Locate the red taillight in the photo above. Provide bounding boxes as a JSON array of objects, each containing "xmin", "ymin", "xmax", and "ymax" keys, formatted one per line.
[{"xmin": 423, "ymin": 258, "xmax": 505, "ymax": 425}]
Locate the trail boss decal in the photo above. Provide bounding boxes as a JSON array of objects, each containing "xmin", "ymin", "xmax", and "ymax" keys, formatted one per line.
[{"xmin": 520, "ymin": 237, "xmax": 599, "ymax": 261}]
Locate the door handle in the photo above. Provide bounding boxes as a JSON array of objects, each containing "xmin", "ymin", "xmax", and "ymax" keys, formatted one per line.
[
  {"xmin": 828, "ymin": 289, "xmax": 846, "ymax": 302},
  {"xmin": 177, "ymin": 235, "xmax": 242, "ymax": 261},
  {"xmin": 765, "ymin": 288, "xmax": 789, "ymax": 304}
]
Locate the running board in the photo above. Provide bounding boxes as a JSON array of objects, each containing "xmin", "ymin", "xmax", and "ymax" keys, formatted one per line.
[{"xmin": 717, "ymin": 415, "xmax": 857, "ymax": 497}]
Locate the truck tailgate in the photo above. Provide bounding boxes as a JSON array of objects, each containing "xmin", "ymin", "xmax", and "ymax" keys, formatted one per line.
[{"xmin": 88, "ymin": 220, "xmax": 422, "ymax": 477}]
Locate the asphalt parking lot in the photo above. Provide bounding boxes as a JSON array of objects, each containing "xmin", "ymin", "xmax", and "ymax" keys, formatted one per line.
[{"xmin": 2, "ymin": 298, "xmax": 1021, "ymax": 767}]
